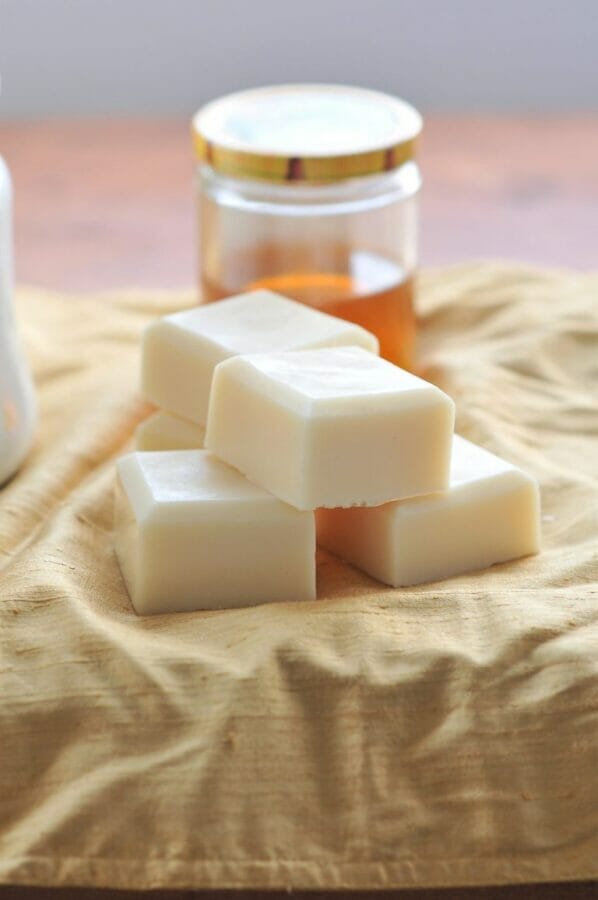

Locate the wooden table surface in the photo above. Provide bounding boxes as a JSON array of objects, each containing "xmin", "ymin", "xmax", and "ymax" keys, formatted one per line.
[
  {"xmin": 0, "ymin": 117, "xmax": 596, "ymax": 899},
  {"xmin": 0, "ymin": 116, "xmax": 596, "ymax": 292}
]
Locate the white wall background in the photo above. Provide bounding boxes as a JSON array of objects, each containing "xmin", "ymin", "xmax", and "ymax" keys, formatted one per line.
[{"xmin": 1, "ymin": 0, "xmax": 597, "ymax": 118}]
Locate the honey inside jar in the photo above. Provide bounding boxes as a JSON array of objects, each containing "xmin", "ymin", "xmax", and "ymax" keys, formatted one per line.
[
  {"xmin": 202, "ymin": 249, "xmax": 415, "ymax": 369},
  {"xmin": 193, "ymin": 85, "xmax": 422, "ymax": 369}
]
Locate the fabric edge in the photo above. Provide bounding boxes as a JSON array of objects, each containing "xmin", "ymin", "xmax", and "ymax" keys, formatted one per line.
[{"xmin": 1, "ymin": 851, "xmax": 596, "ymax": 892}]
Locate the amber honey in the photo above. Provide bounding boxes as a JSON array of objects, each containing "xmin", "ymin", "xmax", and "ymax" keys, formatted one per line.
[{"xmin": 201, "ymin": 250, "xmax": 416, "ymax": 370}]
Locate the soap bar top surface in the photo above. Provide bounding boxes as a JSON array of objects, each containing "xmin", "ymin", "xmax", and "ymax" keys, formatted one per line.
[
  {"xmin": 120, "ymin": 448, "xmax": 274, "ymax": 509},
  {"xmin": 206, "ymin": 345, "xmax": 455, "ymax": 510},
  {"xmin": 449, "ymin": 434, "xmax": 515, "ymax": 486},
  {"xmin": 167, "ymin": 289, "xmax": 380, "ymax": 355},
  {"xmin": 142, "ymin": 289, "xmax": 379, "ymax": 425},
  {"xmin": 232, "ymin": 345, "xmax": 441, "ymax": 413}
]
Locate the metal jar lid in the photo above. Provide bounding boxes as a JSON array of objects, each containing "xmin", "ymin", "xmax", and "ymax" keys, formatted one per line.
[{"xmin": 192, "ymin": 84, "xmax": 422, "ymax": 183}]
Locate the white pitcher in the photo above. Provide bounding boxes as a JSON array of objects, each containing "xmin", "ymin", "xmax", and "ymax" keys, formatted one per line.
[{"xmin": 0, "ymin": 157, "xmax": 36, "ymax": 485}]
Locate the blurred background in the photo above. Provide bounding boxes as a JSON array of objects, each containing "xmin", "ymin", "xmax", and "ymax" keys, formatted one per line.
[
  {"xmin": 2, "ymin": 0, "xmax": 597, "ymax": 116},
  {"xmin": 0, "ymin": 0, "xmax": 597, "ymax": 288}
]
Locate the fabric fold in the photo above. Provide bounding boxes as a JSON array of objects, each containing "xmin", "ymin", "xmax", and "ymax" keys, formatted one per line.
[{"xmin": 0, "ymin": 264, "xmax": 596, "ymax": 890}]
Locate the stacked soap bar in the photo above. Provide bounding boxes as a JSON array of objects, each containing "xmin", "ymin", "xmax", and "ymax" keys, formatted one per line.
[
  {"xmin": 205, "ymin": 346, "xmax": 454, "ymax": 509},
  {"xmin": 136, "ymin": 411, "xmax": 205, "ymax": 451},
  {"xmin": 115, "ymin": 292, "xmax": 540, "ymax": 616},
  {"xmin": 115, "ymin": 450, "xmax": 315, "ymax": 614},
  {"xmin": 136, "ymin": 288, "xmax": 378, "ymax": 448},
  {"xmin": 317, "ymin": 435, "xmax": 540, "ymax": 586}
]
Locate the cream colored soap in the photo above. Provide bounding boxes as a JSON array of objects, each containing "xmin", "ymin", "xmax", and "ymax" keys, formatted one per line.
[
  {"xmin": 135, "ymin": 410, "xmax": 205, "ymax": 451},
  {"xmin": 114, "ymin": 450, "xmax": 315, "ymax": 615},
  {"xmin": 142, "ymin": 290, "xmax": 379, "ymax": 425},
  {"xmin": 317, "ymin": 435, "xmax": 541, "ymax": 586},
  {"xmin": 205, "ymin": 346, "xmax": 455, "ymax": 510}
]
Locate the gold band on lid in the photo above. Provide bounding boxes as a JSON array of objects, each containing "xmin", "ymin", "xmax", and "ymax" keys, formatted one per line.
[{"xmin": 192, "ymin": 85, "xmax": 422, "ymax": 184}]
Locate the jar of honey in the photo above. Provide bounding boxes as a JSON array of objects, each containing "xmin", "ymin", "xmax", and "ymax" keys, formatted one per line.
[{"xmin": 192, "ymin": 85, "xmax": 422, "ymax": 368}]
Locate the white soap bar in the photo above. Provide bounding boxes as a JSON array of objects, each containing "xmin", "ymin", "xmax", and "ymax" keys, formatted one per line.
[
  {"xmin": 135, "ymin": 410, "xmax": 205, "ymax": 451},
  {"xmin": 114, "ymin": 450, "xmax": 315, "ymax": 614},
  {"xmin": 317, "ymin": 435, "xmax": 541, "ymax": 586},
  {"xmin": 142, "ymin": 289, "xmax": 379, "ymax": 425},
  {"xmin": 205, "ymin": 346, "xmax": 454, "ymax": 510}
]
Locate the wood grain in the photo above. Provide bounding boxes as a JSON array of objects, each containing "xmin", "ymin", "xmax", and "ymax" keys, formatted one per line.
[{"xmin": 0, "ymin": 116, "xmax": 596, "ymax": 293}]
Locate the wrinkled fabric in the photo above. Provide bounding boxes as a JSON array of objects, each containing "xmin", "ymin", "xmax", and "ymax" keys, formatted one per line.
[{"xmin": 0, "ymin": 264, "xmax": 597, "ymax": 891}]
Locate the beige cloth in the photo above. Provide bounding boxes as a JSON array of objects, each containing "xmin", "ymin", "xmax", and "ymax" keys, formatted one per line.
[{"xmin": 0, "ymin": 264, "xmax": 597, "ymax": 891}]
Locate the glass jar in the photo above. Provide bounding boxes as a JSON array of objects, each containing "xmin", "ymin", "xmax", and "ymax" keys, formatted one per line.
[{"xmin": 192, "ymin": 85, "xmax": 422, "ymax": 369}]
